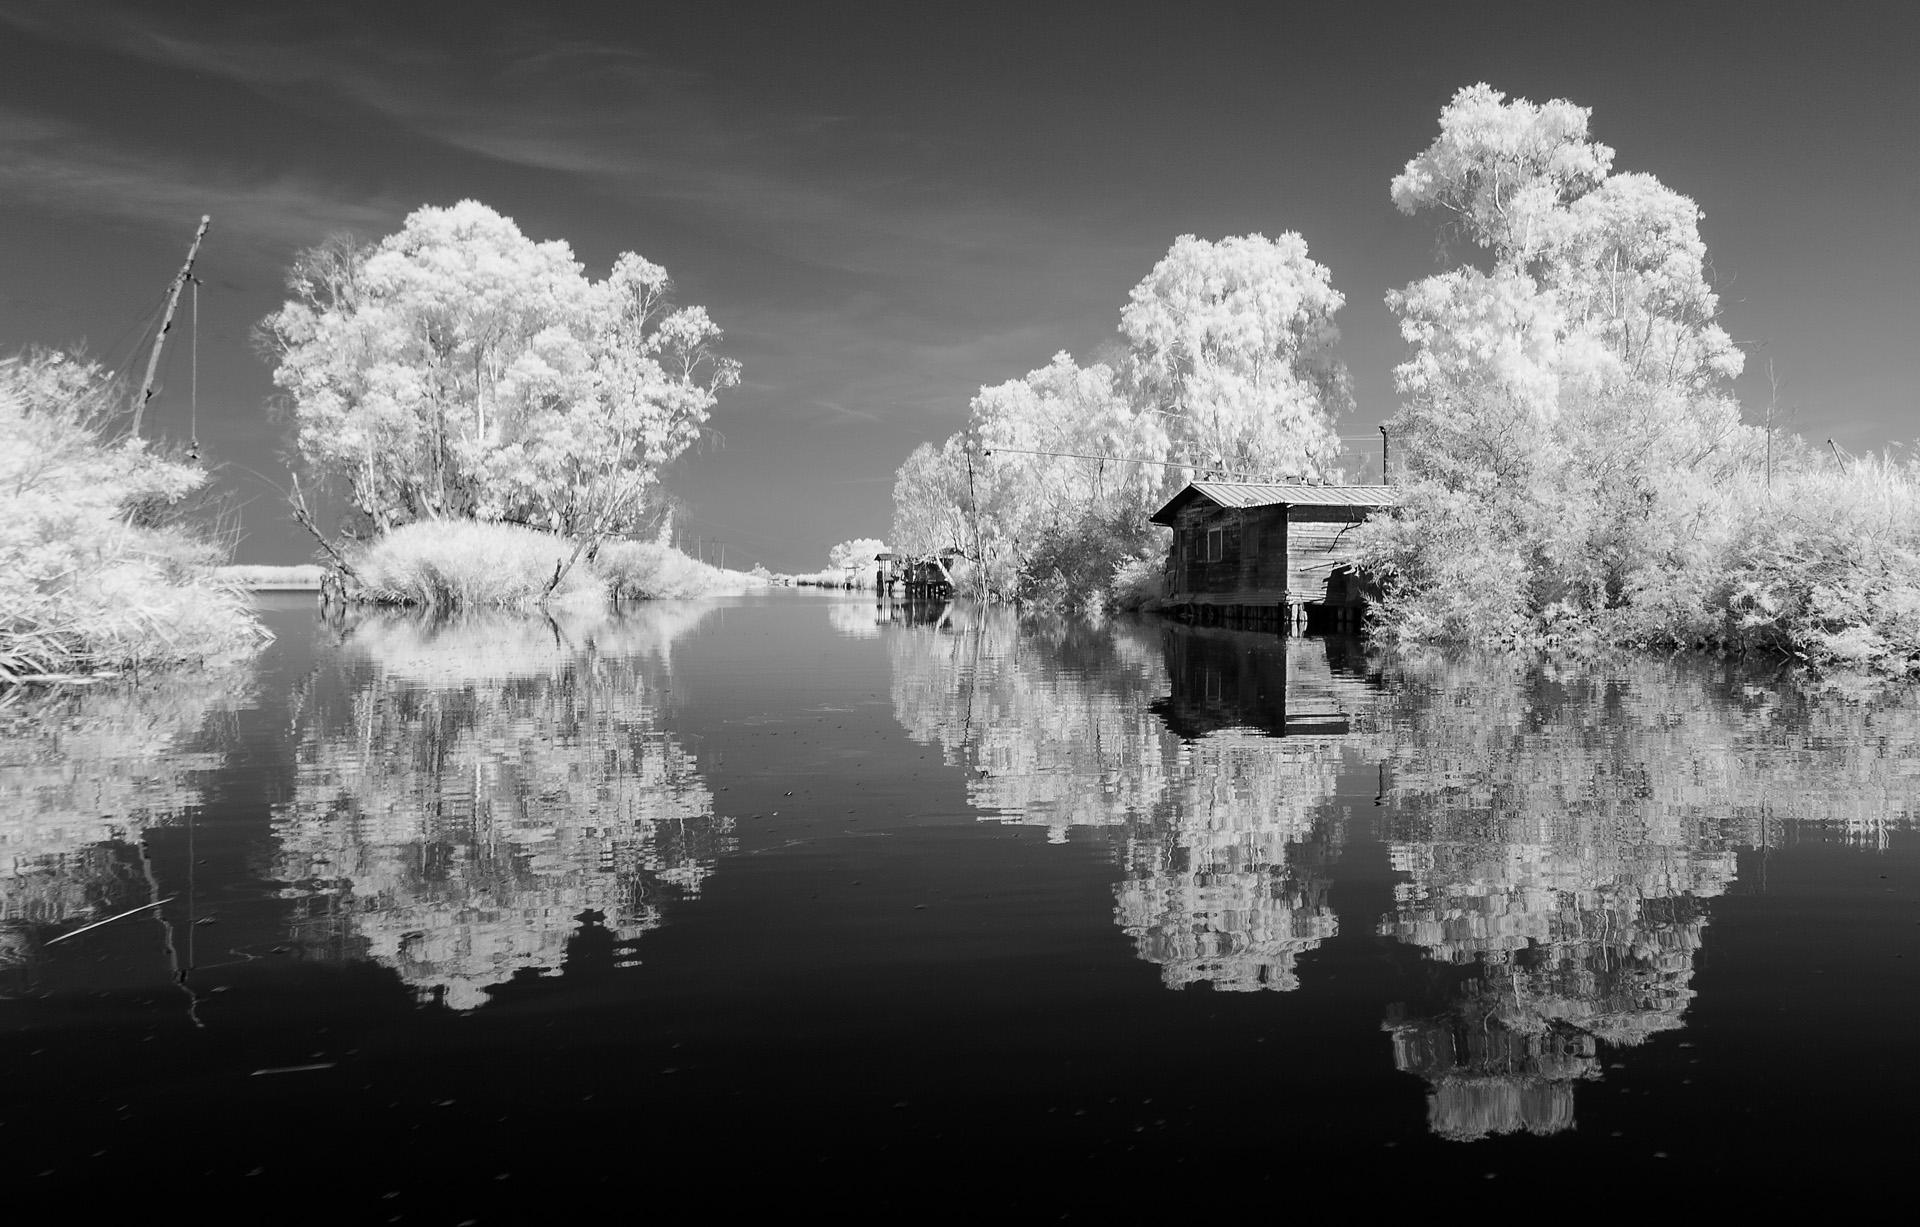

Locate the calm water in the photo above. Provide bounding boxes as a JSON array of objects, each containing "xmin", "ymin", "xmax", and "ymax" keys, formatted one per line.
[{"xmin": 3, "ymin": 591, "xmax": 1917, "ymax": 1216}]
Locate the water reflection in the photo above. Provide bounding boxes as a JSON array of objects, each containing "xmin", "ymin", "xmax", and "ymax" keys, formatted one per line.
[
  {"xmin": 1368, "ymin": 653, "xmax": 1920, "ymax": 1138},
  {"xmin": 889, "ymin": 606, "xmax": 1369, "ymax": 991},
  {"xmin": 272, "ymin": 607, "xmax": 728, "ymax": 1009},
  {"xmin": 8, "ymin": 595, "xmax": 1920, "ymax": 1153},
  {"xmin": 0, "ymin": 669, "xmax": 248, "ymax": 986},
  {"xmin": 883, "ymin": 610, "xmax": 1920, "ymax": 1135}
]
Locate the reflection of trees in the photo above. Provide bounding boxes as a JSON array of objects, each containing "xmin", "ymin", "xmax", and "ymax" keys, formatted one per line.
[
  {"xmin": 273, "ymin": 608, "xmax": 728, "ymax": 1010},
  {"xmin": 890, "ymin": 609, "xmax": 1367, "ymax": 991},
  {"xmin": 826, "ymin": 599, "xmax": 884, "ymax": 638},
  {"xmin": 1370, "ymin": 651, "xmax": 1920, "ymax": 1141},
  {"xmin": 0, "ymin": 668, "xmax": 247, "ymax": 985}
]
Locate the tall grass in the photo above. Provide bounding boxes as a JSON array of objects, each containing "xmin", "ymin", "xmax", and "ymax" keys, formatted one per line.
[
  {"xmin": 349, "ymin": 520, "xmax": 601, "ymax": 607},
  {"xmin": 0, "ymin": 351, "xmax": 266, "ymax": 681}
]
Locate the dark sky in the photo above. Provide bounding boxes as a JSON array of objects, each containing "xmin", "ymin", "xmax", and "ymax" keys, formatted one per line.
[{"xmin": 2, "ymin": 1, "xmax": 1914, "ymax": 568}]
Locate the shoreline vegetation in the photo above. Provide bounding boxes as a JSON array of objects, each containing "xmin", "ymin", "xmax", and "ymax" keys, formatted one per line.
[
  {"xmin": 10, "ymin": 92, "xmax": 1917, "ymax": 684},
  {"xmin": 1, "ymin": 351, "xmax": 267, "ymax": 684},
  {"xmin": 882, "ymin": 84, "xmax": 1920, "ymax": 674},
  {"xmin": 335, "ymin": 520, "xmax": 770, "ymax": 606}
]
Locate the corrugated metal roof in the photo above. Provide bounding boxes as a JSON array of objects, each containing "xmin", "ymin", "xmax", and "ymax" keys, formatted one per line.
[
  {"xmin": 1150, "ymin": 481, "xmax": 1396, "ymax": 524},
  {"xmin": 1191, "ymin": 481, "xmax": 1397, "ymax": 508}
]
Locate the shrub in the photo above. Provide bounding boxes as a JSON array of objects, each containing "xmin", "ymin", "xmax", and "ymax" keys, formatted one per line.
[
  {"xmin": 348, "ymin": 520, "xmax": 600, "ymax": 607},
  {"xmin": 0, "ymin": 351, "xmax": 265, "ymax": 679},
  {"xmin": 1711, "ymin": 457, "xmax": 1920, "ymax": 671},
  {"xmin": 593, "ymin": 539, "xmax": 753, "ymax": 600},
  {"xmin": 1362, "ymin": 444, "xmax": 1920, "ymax": 673},
  {"xmin": 1108, "ymin": 554, "xmax": 1166, "ymax": 612}
]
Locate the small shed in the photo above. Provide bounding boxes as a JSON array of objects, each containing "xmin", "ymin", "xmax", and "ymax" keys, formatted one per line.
[
  {"xmin": 881, "ymin": 549, "xmax": 960, "ymax": 599},
  {"xmin": 1148, "ymin": 481, "xmax": 1395, "ymax": 631}
]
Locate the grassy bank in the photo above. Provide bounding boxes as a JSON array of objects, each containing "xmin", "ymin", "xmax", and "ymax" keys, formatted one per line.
[
  {"xmin": 340, "ymin": 520, "xmax": 770, "ymax": 607},
  {"xmin": 0, "ymin": 352, "xmax": 266, "ymax": 682}
]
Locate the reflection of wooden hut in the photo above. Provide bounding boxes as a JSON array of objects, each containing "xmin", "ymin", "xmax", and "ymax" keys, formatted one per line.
[
  {"xmin": 1149, "ymin": 624, "xmax": 1351, "ymax": 738},
  {"xmin": 1383, "ymin": 997, "xmax": 1595, "ymax": 1142},
  {"xmin": 1149, "ymin": 482, "xmax": 1395, "ymax": 632}
]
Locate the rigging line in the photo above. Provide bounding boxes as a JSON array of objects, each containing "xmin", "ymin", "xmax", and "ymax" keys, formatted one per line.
[
  {"xmin": 99, "ymin": 289, "xmax": 172, "ymax": 375},
  {"xmin": 106, "ymin": 305, "xmax": 168, "ymax": 398},
  {"xmin": 189, "ymin": 277, "xmax": 200, "ymax": 456}
]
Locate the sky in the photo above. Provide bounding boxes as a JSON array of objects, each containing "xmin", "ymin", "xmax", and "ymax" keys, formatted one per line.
[{"xmin": 1, "ymin": 0, "xmax": 1915, "ymax": 569}]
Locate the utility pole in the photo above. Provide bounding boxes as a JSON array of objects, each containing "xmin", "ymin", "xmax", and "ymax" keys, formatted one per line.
[
  {"xmin": 965, "ymin": 439, "xmax": 983, "ymax": 596},
  {"xmin": 1765, "ymin": 357, "xmax": 1780, "ymax": 491},
  {"xmin": 131, "ymin": 215, "xmax": 212, "ymax": 439}
]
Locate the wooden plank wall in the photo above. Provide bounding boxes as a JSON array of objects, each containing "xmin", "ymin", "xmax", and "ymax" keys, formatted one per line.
[
  {"xmin": 1285, "ymin": 507, "xmax": 1370, "ymax": 605},
  {"xmin": 1166, "ymin": 502, "xmax": 1374, "ymax": 606}
]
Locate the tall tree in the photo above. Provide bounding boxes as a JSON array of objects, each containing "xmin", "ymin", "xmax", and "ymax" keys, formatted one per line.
[
  {"xmin": 1367, "ymin": 85, "xmax": 1754, "ymax": 639},
  {"xmin": 889, "ymin": 232, "xmax": 1353, "ymax": 607},
  {"xmin": 1121, "ymin": 233, "xmax": 1351, "ymax": 482},
  {"xmin": 260, "ymin": 201, "xmax": 739, "ymax": 539}
]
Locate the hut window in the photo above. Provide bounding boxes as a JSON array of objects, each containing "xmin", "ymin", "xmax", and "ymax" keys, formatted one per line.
[{"xmin": 1206, "ymin": 527, "xmax": 1224, "ymax": 562}]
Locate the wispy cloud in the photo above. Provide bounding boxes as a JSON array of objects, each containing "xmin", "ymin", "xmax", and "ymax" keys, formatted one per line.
[
  {"xmin": 0, "ymin": 2, "xmax": 1133, "ymax": 292},
  {"xmin": 0, "ymin": 111, "xmax": 401, "ymax": 252},
  {"xmin": 0, "ymin": 1, "xmax": 1156, "ymax": 563}
]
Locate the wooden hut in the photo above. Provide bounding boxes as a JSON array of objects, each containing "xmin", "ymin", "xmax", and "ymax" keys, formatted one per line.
[
  {"xmin": 880, "ymin": 550, "xmax": 960, "ymax": 599},
  {"xmin": 1148, "ymin": 481, "xmax": 1395, "ymax": 632}
]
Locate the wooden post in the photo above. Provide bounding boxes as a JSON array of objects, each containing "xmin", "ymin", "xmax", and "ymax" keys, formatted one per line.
[
  {"xmin": 131, "ymin": 215, "xmax": 211, "ymax": 439},
  {"xmin": 1379, "ymin": 425, "xmax": 1390, "ymax": 485}
]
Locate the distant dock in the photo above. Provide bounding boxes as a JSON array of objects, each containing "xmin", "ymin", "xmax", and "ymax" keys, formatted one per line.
[{"xmin": 215, "ymin": 565, "xmax": 324, "ymax": 591}]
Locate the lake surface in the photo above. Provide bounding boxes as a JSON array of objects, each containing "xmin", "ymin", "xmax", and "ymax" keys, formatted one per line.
[{"xmin": 3, "ymin": 591, "xmax": 1917, "ymax": 1217}]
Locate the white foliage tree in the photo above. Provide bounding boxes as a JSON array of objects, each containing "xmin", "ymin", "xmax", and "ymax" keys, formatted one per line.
[
  {"xmin": 827, "ymin": 538, "xmax": 889, "ymax": 573},
  {"xmin": 1121, "ymin": 232, "xmax": 1350, "ymax": 481},
  {"xmin": 1365, "ymin": 84, "xmax": 1756, "ymax": 640},
  {"xmin": 261, "ymin": 201, "xmax": 740, "ymax": 540},
  {"xmin": 890, "ymin": 232, "xmax": 1353, "ymax": 606}
]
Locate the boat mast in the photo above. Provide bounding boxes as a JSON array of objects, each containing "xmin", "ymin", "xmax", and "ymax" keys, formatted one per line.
[{"xmin": 129, "ymin": 214, "xmax": 211, "ymax": 439}]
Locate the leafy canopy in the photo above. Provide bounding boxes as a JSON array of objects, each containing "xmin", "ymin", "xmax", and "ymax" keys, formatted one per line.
[
  {"xmin": 891, "ymin": 232, "xmax": 1352, "ymax": 607},
  {"xmin": 261, "ymin": 201, "xmax": 739, "ymax": 539},
  {"xmin": 1364, "ymin": 84, "xmax": 1755, "ymax": 642}
]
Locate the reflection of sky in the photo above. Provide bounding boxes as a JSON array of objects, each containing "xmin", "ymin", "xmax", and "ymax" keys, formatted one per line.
[{"xmin": 272, "ymin": 607, "xmax": 729, "ymax": 1010}]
